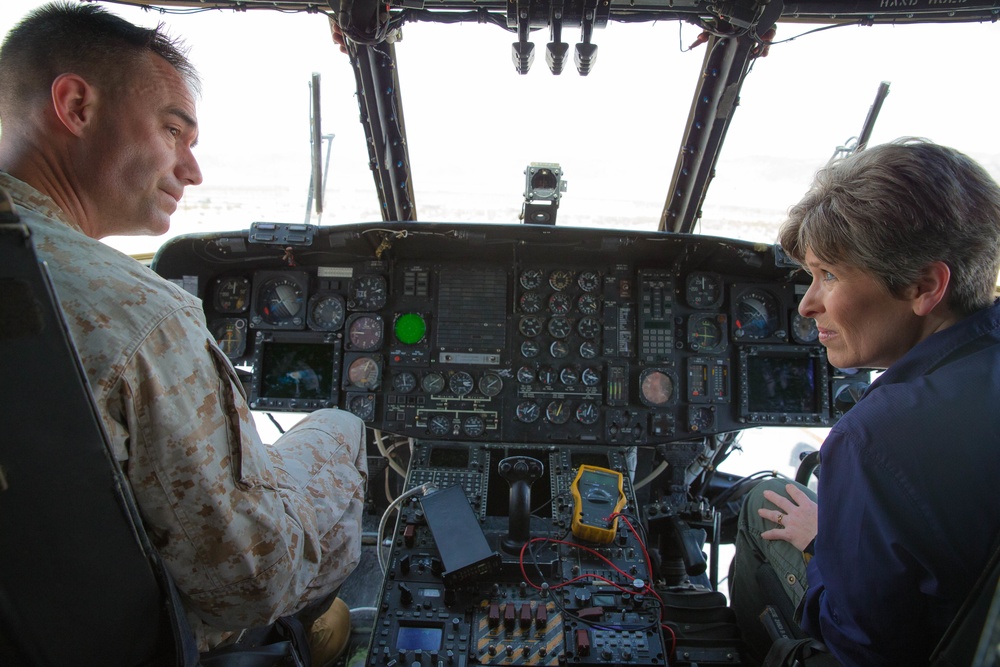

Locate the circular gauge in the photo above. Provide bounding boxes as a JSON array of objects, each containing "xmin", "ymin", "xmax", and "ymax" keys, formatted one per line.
[
  {"xmin": 257, "ymin": 276, "xmax": 305, "ymax": 327},
  {"xmin": 516, "ymin": 401, "xmax": 540, "ymax": 423},
  {"xmin": 550, "ymin": 341, "xmax": 570, "ymax": 359},
  {"xmin": 519, "ymin": 291, "xmax": 543, "ymax": 314},
  {"xmin": 521, "ymin": 340, "xmax": 540, "ymax": 358},
  {"xmin": 520, "ymin": 269, "xmax": 543, "ymax": 290},
  {"xmin": 734, "ymin": 289, "xmax": 781, "ymax": 339},
  {"xmin": 517, "ymin": 366, "xmax": 536, "ymax": 384},
  {"xmin": 581, "ymin": 367, "xmax": 600, "ymax": 386},
  {"xmin": 392, "ymin": 371, "xmax": 417, "ymax": 394},
  {"xmin": 578, "ymin": 271, "xmax": 600, "ymax": 293},
  {"xmin": 546, "ymin": 400, "xmax": 571, "ymax": 425},
  {"xmin": 686, "ymin": 272, "xmax": 724, "ymax": 309},
  {"xmin": 519, "ymin": 316, "xmax": 543, "ymax": 338},
  {"xmin": 688, "ymin": 314, "xmax": 723, "ymax": 352},
  {"xmin": 575, "ymin": 402, "xmax": 600, "ymax": 425},
  {"xmin": 559, "ymin": 367, "xmax": 579, "ymax": 386},
  {"xmin": 212, "ymin": 319, "xmax": 247, "ymax": 359},
  {"xmin": 421, "ymin": 372, "xmax": 445, "ymax": 394},
  {"xmin": 689, "ymin": 406, "xmax": 715, "ymax": 432},
  {"xmin": 463, "ymin": 415, "xmax": 486, "ymax": 437},
  {"xmin": 579, "ymin": 341, "xmax": 598, "ymax": 359},
  {"xmin": 549, "ymin": 293, "xmax": 572, "ymax": 315},
  {"xmin": 577, "ymin": 316, "xmax": 601, "ymax": 340},
  {"xmin": 549, "ymin": 270, "xmax": 573, "ymax": 291},
  {"xmin": 427, "ymin": 414, "xmax": 452, "ymax": 436},
  {"xmin": 449, "ymin": 371, "xmax": 474, "ymax": 396},
  {"xmin": 352, "ymin": 275, "xmax": 387, "ymax": 310},
  {"xmin": 394, "ymin": 313, "xmax": 427, "ymax": 344},
  {"xmin": 547, "ymin": 317, "xmax": 572, "ymax": 339},
  {"xmin": 578, "ymin": 294, "xmax": 600, "ymax": 315},
  {"xmin": 347, "ymin": 356, "xmax": 380, "ymax": 389},
  {"xmin": 640, "ymin": 369, "xmax": 675, "ymax": 407},
  {"xmin": 479, "ymin": 373, "xmax": 503, "ymax": 397},
  {"xmin": 348, "ymin": 394, "xmax": 375, "ymax": 421},
  {"xmin": 792, "ymin": 313, "xmax": 820, "ymax": 344},
  {"xmin": 347, "ymin": 314, "xmax": 383, "ymax": 351},
  {"xmin": 308, "ymin": 293, "xmax": 346, "ymax": 331},
  {"xmin": 214, "ymin": 276, "xmax": 250, "ymax": 314},
  {"xmin": 538, "ymin": 366, "xmax": 557, "ymax": 385}
]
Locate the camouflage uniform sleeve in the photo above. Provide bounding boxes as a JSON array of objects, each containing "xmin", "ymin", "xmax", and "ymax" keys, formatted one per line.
[{"xmin": 109, "ymin": 303, "xmax": 367, "ymax": 637}]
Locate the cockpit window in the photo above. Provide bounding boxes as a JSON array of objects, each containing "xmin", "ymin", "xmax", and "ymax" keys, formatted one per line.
[{"xmin": 1, "ymin": 4, "xmax": 997, "ymax": 252}]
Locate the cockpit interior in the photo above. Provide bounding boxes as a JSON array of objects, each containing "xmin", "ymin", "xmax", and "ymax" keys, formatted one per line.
[{"xmin": 2, "ymin": 0, "xmax": 999, "ymax": 665}]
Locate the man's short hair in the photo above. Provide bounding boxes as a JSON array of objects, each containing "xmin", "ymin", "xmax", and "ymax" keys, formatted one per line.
[
  {"xmin": 779, "ymin": 139, "xmax": 1000, "ymax": 317},
  {"xmin": 0, "ymin": 1, "xmax": 199, "ymax": 123}
]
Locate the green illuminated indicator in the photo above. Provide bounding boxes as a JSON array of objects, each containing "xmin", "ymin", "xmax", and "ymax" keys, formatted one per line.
[{"xmin": 395, "ymin": 313, "xmax": 427, "ymax": 344}]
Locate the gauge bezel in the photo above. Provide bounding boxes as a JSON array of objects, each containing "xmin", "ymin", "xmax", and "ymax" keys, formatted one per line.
[
  {"xmin": 345, "ymin": 313, "xmax": 384, "ymax": 351},
  {"xmin": 347, "ymin": 392, "xmax": 377, "ymax": 421},
  {"xmin": 577, "ymin": 270, "xmax": 601, "ymax": 293},
  {"xmin": 462, "ymin": 415, "xmax": 486, "ymax": 437},
  {"xmin": 307, "ymin": 292, "xmax": 346, "ymax": 332},
  {"xmin": 448, "ymin": 371, "xmax": 474, "ymax": 397},
  {"xmin": 687, "ymin": 313, "xmax": 728, "ymax": 353},
  {"xmin": 638, "ymin": 368, "xmax": 678, "ymax": 408},
  {"xmin": 350, "ymin": 274, "xmax": 388, "ymax": 310},
  {"xmin": 211, "ymin": 317, "xmax": 248, "ymax": 360},
  {"xmin": 427, "ymin": 414, "xmax": 453, "ymax": 436},
  {"xmin": 421, "ymin": 372, "xmax": 446, "ymax": 394},
  {"xmin": 212, "ymin": 275, "xmax": 251, "ymax": 314},
  {"xmin": 478, "ymin": 373, "xmax": 503, "ymax": 397},
  {"xmin": 392, "ymin": 371, "xmax": 418, "ymax": 394},
  {"xmin": 545, "ymin": 400, "xmax": 571, "ymax": 425},
  {"xmin": 343, "ymin": 353, "xmax": 382, "ymax": 390},
  {"xmin": 575, "ymin": 401, "xmax": 601, "ymax": 425},
  {"xmin": 393, "ymin": 312, "xmax": 429, "ymax": 345},
  {"xmin": 250, "ymin": 270, "xmax": 309, "ymax": 331},
  {"xmin": 730, "ymin": 284, "xmax": 789, "ymax": 343},
  {"xmin": 791, "ymin": 312, "xmax": 820, "ymax": 344},
  {"xmin": 685, "ymin": 271, "xmax": 724, "ymax": 309},
  {"xmin": 548, "ymin": 269, "xmax": 573, "ymax": 291},
  {"xmin": 515, "ymin": 401, "xmax": 540, "ymax": 423},
  {"xmin": 519, "ymin": 291, "xmax": 543, "ymax": 314},
  {"xmin": 519, "ymin": 268, "xmax": 543, "ymax": 290}
]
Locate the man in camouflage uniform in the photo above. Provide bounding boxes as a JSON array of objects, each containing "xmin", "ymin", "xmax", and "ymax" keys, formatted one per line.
[{"xmin": 0, "ymin": 3, "xmax": 366, "ymax": 661}]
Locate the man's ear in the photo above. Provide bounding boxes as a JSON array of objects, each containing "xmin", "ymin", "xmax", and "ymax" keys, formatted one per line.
[
  {"xmin": 909, "ymin": 261, "xmax": 952, "ymax": 317},
  {"xmin": 50, "ymin": 73, "xmax": 96, "ymax": 136}
]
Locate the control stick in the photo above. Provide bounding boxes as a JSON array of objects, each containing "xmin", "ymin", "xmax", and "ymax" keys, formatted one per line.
[{"xmin": 498, "ymin": 456, "xmax": 544, "ymax": 553}]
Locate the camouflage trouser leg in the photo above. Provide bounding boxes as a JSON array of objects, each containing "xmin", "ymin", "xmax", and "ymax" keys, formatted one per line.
[{"xmin": 730, "ymin": 478, "xmax": 815, "ymax": 666}]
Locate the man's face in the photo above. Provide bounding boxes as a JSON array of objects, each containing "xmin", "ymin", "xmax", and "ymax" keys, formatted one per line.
[
  {"xmin": 798, "ymin": 249, "xmax": 924, "ymax": 370},
  {"xmin": 81, "ymin": 53, "xmax": 202, "ymax": 237}
]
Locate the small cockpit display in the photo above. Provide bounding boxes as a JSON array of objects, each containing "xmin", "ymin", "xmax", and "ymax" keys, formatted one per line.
[
  {"xmin": 249, "ymin": 333, "xmax": 341, "ymax": 411},
  {"xmin": 738, "ymin": 345, "xmax": 830, "ymax": 426},
  {"xmin": 395, "ymin": 626, "xmax": 443, "ymax": 652}
]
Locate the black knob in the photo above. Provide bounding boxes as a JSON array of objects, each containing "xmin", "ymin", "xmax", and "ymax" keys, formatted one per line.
[{"xmin": 399, "ymin": 583, "xmax": 413, "ymax": 605}]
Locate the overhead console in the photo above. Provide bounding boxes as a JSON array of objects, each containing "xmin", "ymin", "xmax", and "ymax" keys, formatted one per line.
[{"xmin": 153, "ymin": 221, "xmax": 857, "ymax": 444}]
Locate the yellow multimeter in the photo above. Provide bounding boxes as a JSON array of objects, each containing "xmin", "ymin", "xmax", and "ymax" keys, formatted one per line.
[{"xmin": 569, "ymin": 465, "xmax": 627, "ymax": 544}]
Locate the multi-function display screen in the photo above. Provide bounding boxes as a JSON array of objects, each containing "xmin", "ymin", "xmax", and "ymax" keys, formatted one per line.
[{"xmin": 259, "ymin": 341, "xmax": 337, "ymax": 400}]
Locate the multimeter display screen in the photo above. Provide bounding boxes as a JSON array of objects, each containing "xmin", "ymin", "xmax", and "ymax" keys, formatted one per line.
[{"xmin": 579, "ymin": 474, "xmax": 619, "ymax": 506}]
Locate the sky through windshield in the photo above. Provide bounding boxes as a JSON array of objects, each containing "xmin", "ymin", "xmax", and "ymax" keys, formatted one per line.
[{"xmin": 1, "ymin": 1, "xmax": 998, "ymax": 255}]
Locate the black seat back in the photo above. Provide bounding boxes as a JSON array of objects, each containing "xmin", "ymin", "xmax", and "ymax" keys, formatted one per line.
[
  {"xmin": 932, "ymin": 535, "xmax": 1000, "ymax": 667},
  {"xmin": 0, "ymin": 201, "xmax": 193, "ymax": 665}
]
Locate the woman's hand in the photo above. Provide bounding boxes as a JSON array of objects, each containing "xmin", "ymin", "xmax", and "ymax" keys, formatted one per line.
[{"xmin": 759, "ymin": 483, "xmax": 817, "ymax": 551}]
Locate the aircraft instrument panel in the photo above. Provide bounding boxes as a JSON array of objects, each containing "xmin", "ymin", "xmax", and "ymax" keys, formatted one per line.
[{"xmin": 152, "ymin": 221, "xmax": 854, "ymax": 445}]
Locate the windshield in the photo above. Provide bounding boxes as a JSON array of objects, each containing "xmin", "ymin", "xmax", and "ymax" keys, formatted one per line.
[{"xmin": 1, "ymin": 2, "xmax": 998, "ymax": 256}]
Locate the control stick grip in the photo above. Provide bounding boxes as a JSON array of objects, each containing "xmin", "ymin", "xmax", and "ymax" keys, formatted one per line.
[
  {"xmin": 670, "ymin": 516, "xmax": 707, "ymax": 576},
  {"xmin": 498, "ymin": 456, "xmax": 544, "ymax": 551}
]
